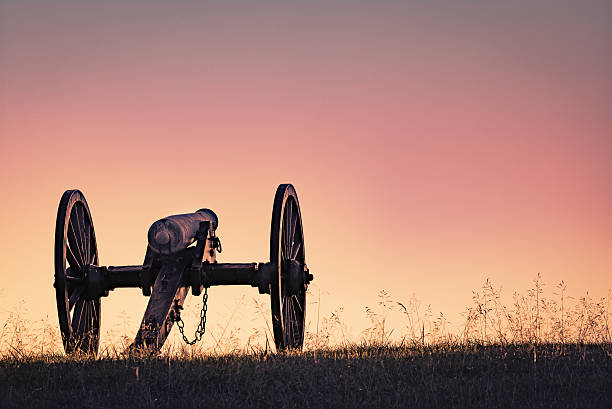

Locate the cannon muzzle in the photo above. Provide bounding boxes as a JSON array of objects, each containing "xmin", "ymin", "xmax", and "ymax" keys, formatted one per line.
[{"xmin": 147, "ymin": 209, "xmax": 218, "ymax": 254}]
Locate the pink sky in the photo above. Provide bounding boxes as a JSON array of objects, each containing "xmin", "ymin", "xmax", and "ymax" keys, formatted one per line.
[{"xmin": 0, "ymin": 1, "xmax": 610, "ymax": 347}]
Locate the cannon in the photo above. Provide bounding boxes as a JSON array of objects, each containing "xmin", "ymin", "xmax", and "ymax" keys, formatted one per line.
[{"xmin": 53, "ymin": 184, "xmax": 313, "ymax": 355}]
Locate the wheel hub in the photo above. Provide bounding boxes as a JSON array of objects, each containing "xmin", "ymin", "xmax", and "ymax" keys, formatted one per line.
[
  {"xmin": 77, "ymin": 264, "xmax": 107, "ymax": 300},
  {"xmin": 285, "ymin": 260, "xmax": 311, "ymax": 296}
]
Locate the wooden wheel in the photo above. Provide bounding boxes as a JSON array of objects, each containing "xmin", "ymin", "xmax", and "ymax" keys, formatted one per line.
[
  {"xmin": 54, "ymin": 190, "xmax": 101, "ymax": 355},
  {"xmin": 270, "ymin": 184, "xmax": 307, "ymax": 351}
]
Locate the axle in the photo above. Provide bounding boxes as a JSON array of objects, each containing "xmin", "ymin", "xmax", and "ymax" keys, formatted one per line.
[
  {"xmin": 80, "ymin": 260, "xmax": 313, "ymax": 300},
  {"xmin": 204, "ymin": 263, "xmax": 259, "ymax": 286}
]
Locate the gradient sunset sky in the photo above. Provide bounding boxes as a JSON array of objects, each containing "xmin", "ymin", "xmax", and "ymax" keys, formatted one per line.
[{"xmin": 0, "ymin": 1, "xmax": 610, "ymax": 346}]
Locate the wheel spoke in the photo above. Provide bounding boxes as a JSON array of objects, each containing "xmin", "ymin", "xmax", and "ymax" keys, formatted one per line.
[
  {"xmin": 76, "ymin": 205, "xmax": 85, "ymax": 248},
  {"xmin": 281, "ymin": 207, "xmax": 287, "ymax": 260},
  {"xmin": 86, "ymin": 301, "xmax": 92, "ymax": 332},
  {"xmin": 66, "ymin": 244, "xmax": 82, "ymax": 272},
  {"xmin": 291, "ymin": 236, "xmax": 302, "ymax": 260},
  {"xmin": 71, "ymin": 296, "xmax": 86, "ymax": 334},
  {"xmin": 281, "ymin": 235, "xmax": 286, "ymax": 261},
  {"xmin": 79, "ymin": 301, "xmax": 91, "ymax": 350},
  {"xmin": 283, "ymin": 295, "xmax": 288, "ymax": 327},
  {"xmin": 288, "ymin": 297, "xmax": 295, "ymax": 345},
  {"xmin": 81, "ymin": 209, "xmax": 90, "ymax": 267},
  {"xmin": 288, "ymin": 201, "xmax": 295, "ymax": 255},
  {"xmin": 91, "ymin": 300, "xmax": 98, "ymax": 325},
  {"xmin": 293, "ymin": 299, "xmax": 299, "ymax": 344},
  {"xmin": 287, "ymin": 200, "xmax": 292, "ymax": 243},
  {"xmin": 79, "ymin": 301, "xmax": 88, "ymax": 339},
  {"xmin": 292, "ymin": 294, "xmax": 303, "ymax": 314},
  {"xmin": 68, "ymin": 286, "xmax": 85, "ymax": 310},
  {"xmin": 292, "ymin": 295, "xmax": 304, "ymax": 347},
  {"xmin": 72, "ymin": 207, "xmax": 83, "ymax": 257},
  {"xmin": 75, "ymin": 204, "xmax": 88, "ymax": 265},
  {"xmin": 284, "ymin": 204, "xmax": 292, "ymax": 261},
  {"xmin": 289, "ymin": 212, "xmax": 297, "ymax": 257},
  {"xmin": 283, "ymin": 295, "xmax": 290, "ymax": 342},
  {"xmin": 66, "ymin": 275, "xmax": 85, "ymax": 283},
  {"xmin": 68, "ymin": 217, "xmax": 85, "ymax": 266},
  {"xmin": 84, "ymin": 301, "xmax": 90, "ymax": 333},
  {"xmin": 89, "ymin": 228, "xmax": 97, "ymax": 265}
]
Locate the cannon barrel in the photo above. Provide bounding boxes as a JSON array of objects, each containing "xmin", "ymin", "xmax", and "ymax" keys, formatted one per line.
[{"xmin": 147, "ymin": 209, "xmax": 218, "ymax": 254}]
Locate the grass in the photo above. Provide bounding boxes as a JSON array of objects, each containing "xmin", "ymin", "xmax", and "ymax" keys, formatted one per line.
[
  {"xmin": 1, "ymin": 343, "xmax": 610, "ymax": 408},
  {"xmin": 1, "ymin": 276, "xmax": 611, "ymax": 408}
]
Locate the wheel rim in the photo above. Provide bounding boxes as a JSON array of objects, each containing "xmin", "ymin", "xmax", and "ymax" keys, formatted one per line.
[
  {"xmin": 54, "ymin": 190, "xmax": 100, "ymax": 355},
  {"xmin": 270, "ymin": 184, "xmax": 306, "ymax": 351}
]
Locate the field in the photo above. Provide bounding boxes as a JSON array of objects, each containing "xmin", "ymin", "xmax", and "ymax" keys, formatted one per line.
[
  {"xmin": 1, "ymin": 343, "xmax": 611, "ymax": 408},
  {"xmin": 1, "ymin": 277, "xmax": 611, "ymax": 408}
]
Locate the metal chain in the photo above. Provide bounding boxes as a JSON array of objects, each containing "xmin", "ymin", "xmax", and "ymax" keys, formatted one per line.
[
  {"xmin": 174, "ymin": 287, "xmax": 209, "ymax": 345},
  {"xmin": 210, "ymin": 234, "xmax": 222, "ymax": 253}
]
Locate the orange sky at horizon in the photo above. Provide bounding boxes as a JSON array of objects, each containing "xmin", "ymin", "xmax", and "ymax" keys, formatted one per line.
[{"xmin": 0, "ymin": 1, "xmax": 610, "ymax": 349}]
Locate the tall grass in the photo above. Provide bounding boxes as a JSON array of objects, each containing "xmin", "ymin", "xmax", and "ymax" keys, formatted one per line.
[
  {"xmin": 310, "ymin": 276, "xmax": 611, "ymax": 350},
  {"xmin": 1, "ymin": 277, "xmax": 611, "ymax": 408},
  {"xmin": 460, "ymin": 275, "xmax": 611, "ymax": 345},
  {"xmin": 1, "ymin": 276, "xmax": 610, "ymax": 358}
]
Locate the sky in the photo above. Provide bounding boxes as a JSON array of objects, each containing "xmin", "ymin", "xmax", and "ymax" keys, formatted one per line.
[{"xmin": 0, "ymin": 0, "xmax": 610, "ymax": 350}]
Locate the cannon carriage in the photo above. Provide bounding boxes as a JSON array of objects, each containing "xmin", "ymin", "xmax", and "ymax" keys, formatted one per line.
[{"xmin": 53, "ymin": 184, "xmax": 313, "ymax": 355}]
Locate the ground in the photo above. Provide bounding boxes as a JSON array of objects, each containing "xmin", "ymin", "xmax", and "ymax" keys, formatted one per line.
[{"xmin": 1, "ymin": 343, "xmax": 610, "ymax": 408}]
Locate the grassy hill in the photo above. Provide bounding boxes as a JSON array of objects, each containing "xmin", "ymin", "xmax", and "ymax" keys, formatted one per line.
[{"xmin": 1, "ymin": 343, "xmax": 610, "ymax": 409}]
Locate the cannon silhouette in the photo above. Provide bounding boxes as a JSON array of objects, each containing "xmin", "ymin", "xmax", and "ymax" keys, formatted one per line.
[{"xmin": 53, "ymin": 184, "xmax": 313, "ymax": 355}]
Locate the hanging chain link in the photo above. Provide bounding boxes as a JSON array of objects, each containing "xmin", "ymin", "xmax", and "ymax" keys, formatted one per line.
[
  {"xmin": 173, "ymin": 287, "xmax": 209, "ymax": 345},
  {"xmin": 210, "ymin": 234, "xmax": 222, "ymax": 254}
]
